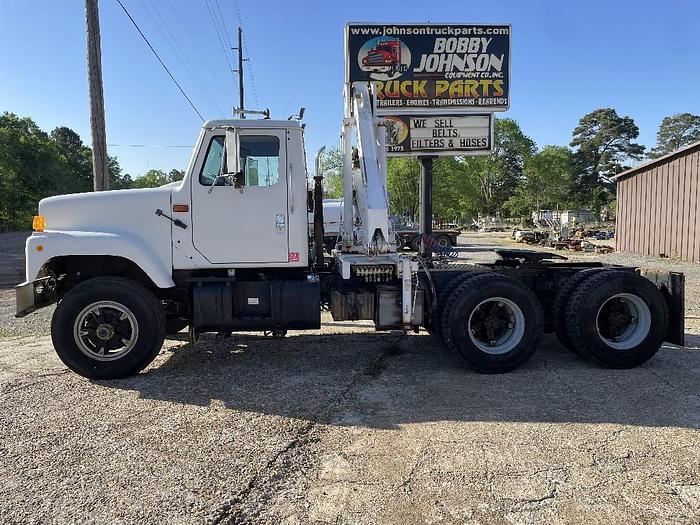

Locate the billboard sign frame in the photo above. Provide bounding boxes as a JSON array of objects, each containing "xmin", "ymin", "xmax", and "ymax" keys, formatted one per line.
[
  {"xmin": 382, "ymin": 113, "xmax": 494, "ymax": 157},
  {"xmin": 345, "ymin": 22, "xmax": 511, "ymax": 115}
]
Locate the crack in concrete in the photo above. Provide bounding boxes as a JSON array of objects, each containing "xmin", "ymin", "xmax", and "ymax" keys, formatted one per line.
[
  {"xmin": 396, "ymin": 443, "xmax": 428, "ymax": 494},
  {"xmin": 208, "ymin": 337, "xmax": 409, "ymax": 524}
]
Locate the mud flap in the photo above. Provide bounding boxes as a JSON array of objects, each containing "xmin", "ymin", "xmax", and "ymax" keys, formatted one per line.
[{"xmin": 638, "ymin": 269, "xmax": 685, "ymax": 346}]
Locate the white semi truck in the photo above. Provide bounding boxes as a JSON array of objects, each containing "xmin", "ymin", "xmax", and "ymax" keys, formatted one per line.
[{"xmin": 16, "ymin": 80, "xmax": 684, "ymax": 379}]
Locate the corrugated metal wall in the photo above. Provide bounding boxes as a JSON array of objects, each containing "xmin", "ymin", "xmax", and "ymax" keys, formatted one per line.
[{"xmin": 616, "ymin": 144, "xmax": 700, "ymax": 261}]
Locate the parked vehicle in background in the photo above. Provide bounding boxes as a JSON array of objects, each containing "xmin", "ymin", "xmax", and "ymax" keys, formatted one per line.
[
  {"xmin": 394, "ymin": 225, "xmax": 460, "ymax": 251},
  {"xmin": 309, "ymin": 199, "xmax": 343, "ymax": 252}
]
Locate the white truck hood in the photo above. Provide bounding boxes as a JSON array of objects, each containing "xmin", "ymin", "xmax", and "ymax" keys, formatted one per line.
[
  {"xmin": 39, "ymin": 187, "xmax": 173, "ymax": 234},
  {"xmin": 27, "ymin": 186, "xmax": 177, "ymax": 288}
]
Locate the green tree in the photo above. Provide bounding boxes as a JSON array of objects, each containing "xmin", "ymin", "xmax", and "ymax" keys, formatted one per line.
[
  {"xmin": 168, "ymin": 168, "xmax": 185, "ymax": 183},
  {"xmin": 460, "ymin": 118, "xmax": 536, "ymax": 216},
  {"xmin": 51, "ymin": 126, "xmax": 92, "ymax": 193},
  {"xmin": 432, "ymin": 156, "xmax": 481, "ymax": 222},
  {"xmin": 387, "ymin": 157, "xmax": 420, "ymax": 220},
  {"xmin": 133, "ymin": 169, "xmax": 170, "ymax": 188},
  {"xmin": 650, "ymin": 113, "xmax": 700, "ymax": 158},
  {"xmin": 0, "ymin": 113, "xmax": 65, "ymax": 230},
  {"xmin": 504, "ymin": 146, "xmax": 575, "ymax": 217},
  {"xmin": 109, "ymin": 156, "xmax": 133, "ymax": 189},
  {"xmin": 320, "ymin": 147, "xmax": 343, "ymax": 198},
  {"xmin": 570, "ymin": 108, "xmax": 645, "ymax": 207},
  {"xmin": 130, "ymin": 168, "xmax": 185, "ymax": 189}
]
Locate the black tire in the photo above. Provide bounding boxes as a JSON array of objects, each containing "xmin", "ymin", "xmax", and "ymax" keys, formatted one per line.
[
  {"xmin": 51, "ymin": 277, "xmax": 166, "ymax": 379},
  {"xmin": 395, "ymin": 235, "xmax": 405, "ymax": 251},
  {"xmin": 552, "ymin": 268, "xmax": 617, "ymax": 354},
  {"xmin": 435, "ymin": 235, "xmax": 451, "ymax": 248},
  {"xmin": 565, "ymin": 271, "xmax": 669, "ymax": 368},
  {"xmin": 411, "ymin": 236, "xmax": 422, "ymax": 252},
  {"xmin": 166, "ymin": 316, "xmax": 189, "ymax": 335},
  {"xmin": 441, "ymin": 273, "xmax": 544, "ymax": 373},
  {"xmin": 427, "ymin": 271, "xmax": 479, "ymax": 335}
]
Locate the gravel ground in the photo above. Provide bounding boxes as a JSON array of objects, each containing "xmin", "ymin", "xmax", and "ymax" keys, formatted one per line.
[{"xmin": 0, "ymin": 231, "xmax": 698, "ymax": 524}]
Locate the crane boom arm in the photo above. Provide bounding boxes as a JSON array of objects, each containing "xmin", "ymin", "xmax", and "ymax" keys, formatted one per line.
[{"xmin": 341, "ymin": 82, "xmax": 392, "ymax": 254}]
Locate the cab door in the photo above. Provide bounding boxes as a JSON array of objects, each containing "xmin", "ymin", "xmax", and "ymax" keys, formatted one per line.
[{"xmin": 191, "ymin": 128, "xmax": 290, "ymax": 264}]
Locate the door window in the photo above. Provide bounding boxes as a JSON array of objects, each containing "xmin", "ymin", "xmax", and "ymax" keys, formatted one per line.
[
  {"xmin": 240, "ymin": 135, "xmax": 280, "ymax": 187},
  {"xmin": 199, "ymin": 136, "xmax": 227, "ymax": 186}
]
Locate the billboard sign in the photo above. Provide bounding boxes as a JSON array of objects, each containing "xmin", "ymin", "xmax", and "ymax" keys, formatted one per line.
[
  {"xmin": 346, "ymin": 23, "xmax": 510, "ymax": 113},
  {"xmin": 383, "ymin": 114, "xmax": 492, "ymax": 157}
]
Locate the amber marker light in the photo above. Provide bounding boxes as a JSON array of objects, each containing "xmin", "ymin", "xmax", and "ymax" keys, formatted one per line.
[
  {"xmin": 36, "ymin": 245, "xmax": 44, "ymax": 252},
  {"xmin": 172, "ymin": 204, "xmax": 189, "ymax": 212},
  {"xmin": 32, "ymin": 216, "xmax": 45, "ymax": 232}
]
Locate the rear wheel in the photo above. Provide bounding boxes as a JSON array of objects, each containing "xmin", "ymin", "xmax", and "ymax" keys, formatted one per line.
[
  {"xmin": 441, "ymin": 273, "xmax": 543, "ymax": 372},
  {"xmin": 51, "ymin": 277, "xmax": 165, "ymax": 379},
  {"xmin": 565, "ymin": 271, "xmax": 668, "ymax": 368},
  {"xmin": 426, "ymin": 271, "xmax": 479, "ymax": 335},
  {"xmin": 552, "ymin": 268, "xmax": 616, "ymax": 354}
]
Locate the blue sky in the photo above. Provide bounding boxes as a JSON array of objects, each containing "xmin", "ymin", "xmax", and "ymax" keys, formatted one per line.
[{"xmin": 1, "ymin": 0, "xmax": 699, "ymax": 177}]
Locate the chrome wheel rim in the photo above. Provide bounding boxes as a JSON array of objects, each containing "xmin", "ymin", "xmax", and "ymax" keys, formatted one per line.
[
  {"xmin": 73, "ymin": 301, "xmax": 139, "ymax": 361},
  {"xmin": 468, "ymin": 297, "xmax": 525, "ymax": 355},
  {"xmin": 596, "ymin": 293, "xmax": 651, "ymax": 350}
]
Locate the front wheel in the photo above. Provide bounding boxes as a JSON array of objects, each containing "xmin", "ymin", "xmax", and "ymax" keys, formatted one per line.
[{"xmin": 51, "ymin": 277, "xmax": 165, "ymax": 379}]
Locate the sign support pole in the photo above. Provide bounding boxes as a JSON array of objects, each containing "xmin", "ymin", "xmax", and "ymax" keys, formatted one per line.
[{"xmin": 419, "ymin": 155, "xmax": 437, "ymax": 258}]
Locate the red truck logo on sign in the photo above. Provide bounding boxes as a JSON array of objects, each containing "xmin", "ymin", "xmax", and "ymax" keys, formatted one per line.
[
  {"xmin": 358, "ymin": 37, "xmax": 411, "ymax": 81},
  {"xmin": 362, "ymin": 40, "xmax": 402, "ymax": 67}
]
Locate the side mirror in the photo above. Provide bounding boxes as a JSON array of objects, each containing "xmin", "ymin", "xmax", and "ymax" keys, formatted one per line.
[
  {"xmin": 208, "ymin": 170, "xmax": 243, "ymax": 194},
  {"xmin": 232, "ymin": 171, "xmax": 244, "ymax": 190}
]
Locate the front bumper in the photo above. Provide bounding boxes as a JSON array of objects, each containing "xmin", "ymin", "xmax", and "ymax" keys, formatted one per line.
[{"xmin": 15, "ymin": 277, "xmax": 54, "ymax": 318}]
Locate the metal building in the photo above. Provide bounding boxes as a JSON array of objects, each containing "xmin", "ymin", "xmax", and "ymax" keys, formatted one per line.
[{"xmin": 613, "ymin": 141, "xmax": 700, "ymax": 261}]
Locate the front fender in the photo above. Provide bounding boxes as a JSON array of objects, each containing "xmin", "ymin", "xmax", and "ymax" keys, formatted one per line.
[{"xmin": 25, "ymin": 230, "xmax": 175, "ymax": 288}]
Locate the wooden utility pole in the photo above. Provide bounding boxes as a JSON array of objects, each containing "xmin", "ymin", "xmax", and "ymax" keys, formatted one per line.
[{"xmin": 85, "ymin": 0, "xmax": 109, "ymax": 190}]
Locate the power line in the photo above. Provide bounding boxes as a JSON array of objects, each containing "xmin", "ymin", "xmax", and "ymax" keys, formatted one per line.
[
  {"xmin": 115, "ymin": 0, "xmax": 205, "ymax": 121},
  {"xmin": 243, "ymin": 32, "xmax": 259, "ymax": 108},
  {"xmin": 213, "ymin": 0, "xmax": 234, "ymax": 52},
  {"xmin": 108, "ymin": 143, "xmax": 192, "ymax": 148},
  {"xmin": 204, "ymin": 0, "xmax": 235, "ymax": 77},
  {"xmin": 141, "ymin": 0, "xmax": 226, "ymax": 115},
  {"xmin": 164, "ymin": 0, "xmax": 232, "ymax": 99}
]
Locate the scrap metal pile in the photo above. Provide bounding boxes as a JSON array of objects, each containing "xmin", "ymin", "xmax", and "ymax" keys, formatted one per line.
[{"xmin": 511, "ymin": 228, "xmax": 615, "ymax": 254}]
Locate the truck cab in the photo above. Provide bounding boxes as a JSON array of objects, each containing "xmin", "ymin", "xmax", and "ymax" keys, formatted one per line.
[
  {"xmin": 19, "ymin": 119, "xmax": 311, "ymax": 296},
  {"xmin": 171, "ymin": 119, "xmax": 310, "ymax": 269}
]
